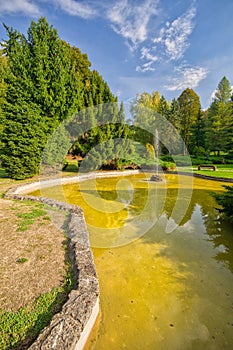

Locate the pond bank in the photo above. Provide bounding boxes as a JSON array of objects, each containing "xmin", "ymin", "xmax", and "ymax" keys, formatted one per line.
[
  {"xmin": 4, "ymin": 170, "xmax": 139, "ymax": 350},
  {"xmin": 4, "ymin": 169, "xmax": 232, "ymax": 349}
]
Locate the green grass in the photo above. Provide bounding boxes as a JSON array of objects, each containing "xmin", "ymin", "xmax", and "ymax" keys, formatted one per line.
[
  {"xmin": 0, "ymin": 285, "xmax": 70, "ymax": 349},
  {"xmin": 0, "ymin": 251, "xmax": 73, "ymax": 350},
  {"xmin": 214, "ymin": 164, "xmax": 233, "ymax": 169},
  {"xmin": 194, "ymin": 170, "xmax": 233, "ymax": 179},
  {"xmin": 178, "ymin": 164, "xmax": 233, "ymax": 180},
  {"xmin": 16, "ymin": 208, "xmax": 47, "ymax": 220},
  {"xmin": 15, "ymin": 205, "xmax": 48, "ymax": 232},
  {"xmin": 193, "ymin": 164, "xmax": 233, "ymax": 179},
  {"xmin": 0, "ymin": 176, "xmax": 73, "ymax": 349},
  {"xmin": 16, "ymin": 258, "xmax": 28, "ymax": 264}
]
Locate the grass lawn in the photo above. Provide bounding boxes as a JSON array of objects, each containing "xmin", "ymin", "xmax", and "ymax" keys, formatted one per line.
[
  {"xmin": 178, "ymin": 164, "xmax": 233, "ymax": 179},
  {"xmin": 0, "ymin": 172, "xmax": 73, "ymax": 349},
  {"xmin": 192, "ymin": 164, "xmax": 233, "ymax": 179}
]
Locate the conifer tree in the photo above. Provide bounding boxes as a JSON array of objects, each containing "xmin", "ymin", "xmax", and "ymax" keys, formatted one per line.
[
  {"xmin": 215, "ymin": 76, "xmax": 232, "ymax": 103},
  {"xmin": 177, "ymin": 88, "xmax": 201, "ymax": 154},
  {"xmin": 191, "ymin": 109, "xmax": 206, "ymax": 154},
  {"xmin": 0, "ymin": 53, "xmax": 7, "ymax": 151},
  {"xmin": 0, "ymin": 18, "xmax": 102, "ymax": 178},
  {"xmin": 206, "ymin": 77, "xmax": 233, "ymax": 155}
]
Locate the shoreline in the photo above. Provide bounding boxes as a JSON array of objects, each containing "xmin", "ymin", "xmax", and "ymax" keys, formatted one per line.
[{"xmin": 3, "ymin": 169, "xmax": 233, "ymax": 349}]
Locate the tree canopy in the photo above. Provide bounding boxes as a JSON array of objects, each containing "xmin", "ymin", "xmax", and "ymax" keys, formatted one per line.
[
  {"xmin": 0, "ymin": 17, "xmax": 232, "ymax": 178},
  {"xmin": 130, "ymin": 79, "xmax": 233, "ymax": 157},
  {"xmin": 0, "ymin": 17, "xmax": 118, "ymax": 179}
]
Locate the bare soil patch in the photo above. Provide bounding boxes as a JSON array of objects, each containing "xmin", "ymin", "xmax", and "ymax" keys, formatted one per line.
[{"xmin": 0, "ymin": 196, "xmax": 68, "ymax": 312}]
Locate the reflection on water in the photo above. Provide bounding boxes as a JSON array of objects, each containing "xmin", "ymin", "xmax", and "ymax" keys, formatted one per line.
[{"xmin": 30, "ymin": 174, "xmax": 233, "ymax": 349}]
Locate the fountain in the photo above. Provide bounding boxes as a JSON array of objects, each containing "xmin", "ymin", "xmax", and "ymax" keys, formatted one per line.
[{"xmin": 150, "ymin": 128, "xmax": 163, "ymax": 182}]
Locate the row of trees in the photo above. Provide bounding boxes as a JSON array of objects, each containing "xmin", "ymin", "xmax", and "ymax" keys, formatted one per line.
[
  {"xmin": 71, "ymin": 76, "xmax": 233, "ymax": 165},
  {"xmin": 0, "ymin": 17, "xmax": 232, "ymax": 179},
  {"xmin": 0, "ymin": 17, "xmax": 119, "ymax": 178},
  {"xmin": 130, "ymin": 77, "xmax": 233, "ymax": 156}
]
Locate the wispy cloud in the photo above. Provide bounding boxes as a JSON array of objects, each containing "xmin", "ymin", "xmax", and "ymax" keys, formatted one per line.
[
  {"xmin": 0, "ymin": 0, "xmax": 41, "ymax": 17},
  {"xmin": 135, "ymin": 5, "xmax": 196, "ymax": 73},
  {"xmin": 153, "ymin": 5, "xmax": 196, "ymax": 61},
  {"xmin": 165, "ymin": 66, "xmax": 208, "ymax": 91},
  {"xmin": 135, "ymin": 46, "xmax": 158, "ymax": 72},
  {"xmin": 0, "ymin": 0, "xmax": 99, "ymax": 19},
  {"xmin": 140, "ymin": 47, "xmax": 158, "ymax": 62},
  {"xmin": 52, "ymin": 0, "xmax": 98, "ymax": 19},
  {"xmin": 106, "ymin": 0, "xmax": 159, "ymax": 49},
  {"xmin": 136, "ymin": 61, "xmax": 156, "ymax": 72}
]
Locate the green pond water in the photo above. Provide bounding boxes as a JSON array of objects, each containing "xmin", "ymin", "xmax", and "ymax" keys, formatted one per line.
[{"xmin": 31, "ymin": 173, "xmax": 233, "ymax": 349}]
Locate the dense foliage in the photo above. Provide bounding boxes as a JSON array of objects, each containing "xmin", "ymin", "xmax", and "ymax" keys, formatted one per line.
[
  {"xmin": 0, "ymin": 17, "xmax": 232, "ymax": 179},
  {"xmin": 0, "ymin": 18, "xmax": 118, "ymax": 179},
  {"xmin": 130, "ymin": 77, "xmax": 233, "ymax": 158},
  {"xmin": 213, "ymin": 186, "xmax": 233, "ymax": 223}
]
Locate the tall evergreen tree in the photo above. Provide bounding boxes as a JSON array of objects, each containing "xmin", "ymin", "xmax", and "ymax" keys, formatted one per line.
[
  {"xmin": 214, "ymin": 76, "xmax": 232, "ymax": 103},
  {"xmin": 158, "ymin": 95, "xmax": 169, "ymax": 118},
  {"xmin": 168, "ymin": 98, "xmax": 180, "ymax": 131},
  {"xmin": 191, "ymin": 109, "xmax": 206, "ymax": 154},
  {"xmin": 206, "ymin": 77, "xmax": 233, "ymax": 155},
  {"xmin": 0, "ymin": 53, "xmax": 7, "ymax": 151},
  {"xmin": 0, "ymin": 18, "xmax": 115, "ymax": 178},
  {"xmin": 0, "ymin": 24, "xmax": 45, "ymax": 178},
  {"xmin": 177, "ymin": 88, "xmax": 201, "ymax": 154}
]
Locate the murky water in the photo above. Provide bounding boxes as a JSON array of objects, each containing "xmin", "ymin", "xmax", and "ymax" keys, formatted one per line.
[{"xmin": 31, "ymin": 173, "xmax": 233, "ymax": 349}]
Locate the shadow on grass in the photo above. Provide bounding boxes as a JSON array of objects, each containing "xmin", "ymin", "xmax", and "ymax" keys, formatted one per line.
[
  {"xmin": 63, "ymin": 163, "xmax": 79, "ymax": 173},
  {"xmin": 0, "ymin": 168, "xmax": 9, "ymax": 179}
]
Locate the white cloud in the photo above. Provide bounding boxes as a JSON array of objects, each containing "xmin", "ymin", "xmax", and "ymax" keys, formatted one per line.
[
  {"xmin": 52, "ymin": 0, "xmax": 98, "ymax": 18},
  {"xmin": 135, "ymin": 5, "xmax": 196, "ymax": 74},
  {"xmin": 135, "ymin": 46, "xmax": 158, "ymax": 72},
  {"xmin": 153, "ymin": 5, "xmax": 196, "ymax": 61},
  {"xmin": 107, "ymin": 0, "xmax": 159, "ymax": 49},
  {"xmin": 136, "ymin": 61, "xmax": 156, "ymax": 72},
  {"xmin": 0, "ymin": 0, "xmax": 41, "ymax": 16},
  {"xmin": 165, "ymin": 66, "xmax": 208, "ymax": 91},
  {"xmin": 0, "ymin": 0, "xmax": 99, "ymax": 19},
  {"xmin": 140, "ymin": 47, "xmax": 158, "ymax": 62}
]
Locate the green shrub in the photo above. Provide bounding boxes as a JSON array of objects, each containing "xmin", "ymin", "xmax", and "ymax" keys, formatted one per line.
[
  {"xmin": 190, "ymin": 156, "xmax": 206, "ymax": 165},
  {"xmin": 225, "ymin": 152, "xmax": 233, "ymax": 162},
  {"xmin": 192, "ymin": 146, "xmax": 206, "ymax": 156},
  {"xmin": 160, "ymin": 161, "xmax": 176, "ymax": 171},
  {"xmin": 159, "ymin": 155, "xmax": 173, "ymax": 162}
]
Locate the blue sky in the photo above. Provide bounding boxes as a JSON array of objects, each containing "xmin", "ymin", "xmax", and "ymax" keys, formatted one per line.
[{"xmin": 0, "ymin": 0, "xmax": 233, "ymax": 109}]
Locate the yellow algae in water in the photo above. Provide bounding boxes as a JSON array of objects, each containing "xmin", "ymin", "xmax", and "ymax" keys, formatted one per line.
[
  {"xmin": 30, "ymin": 174, "xmax": 233, "ymax": 349},
  {"xmin": 61, "ymin": 176, "xmax": 150, "ymax": 230},
  {"xmin": 89, "ymin": 239, "xmax": 204, "ymax": 350}
]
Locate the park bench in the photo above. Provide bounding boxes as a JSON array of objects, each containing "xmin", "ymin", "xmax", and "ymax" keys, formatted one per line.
[{"xmin": 198, "ymin": 164, "xmax": 217, "ymax": 171}]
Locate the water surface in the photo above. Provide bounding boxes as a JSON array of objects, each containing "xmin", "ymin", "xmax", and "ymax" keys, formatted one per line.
[{"xmin": 31, "ymin": 174, "xmax": 233, "ymax": 349}]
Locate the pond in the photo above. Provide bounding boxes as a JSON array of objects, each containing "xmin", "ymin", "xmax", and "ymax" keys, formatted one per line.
[{"xmin": 31, "ymin": 173, "xmax": 233, "ymax": 349}]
